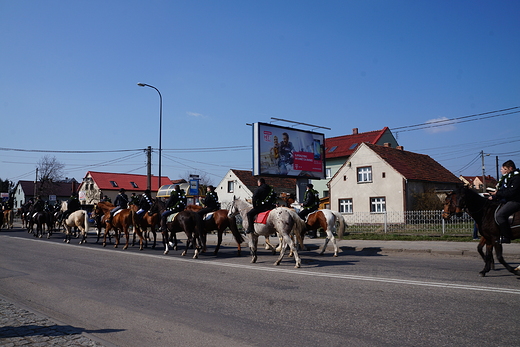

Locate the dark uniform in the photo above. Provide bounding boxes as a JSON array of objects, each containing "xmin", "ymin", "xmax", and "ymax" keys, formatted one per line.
[
  {"xmin": 492, "ymin": 160, "xmax": 520, "ymax": 243},
  {"xmin": 198, "ymin": 186, "xmax": 220, "ymax": 218},
  {"xmin": 62, "ymin": 194, "xmax": 81, "ymax": 221},
  {"xmin": 137, "ymin": 190, "xmax": 153, "ymax": 216},
  {"xmin": 298, "ymin": 185, "xmax": 319, "ymax": 221},
  {"xmin": 161, "ymin": 186, "xmax": 186, "ymax": 229},
  {"xmin": 109, "ymin": 188, "xmax": 129, "ymax": 223},
  {"xmin": 246, "ymin": 178, "xmax": 276, "ymax": 234}
]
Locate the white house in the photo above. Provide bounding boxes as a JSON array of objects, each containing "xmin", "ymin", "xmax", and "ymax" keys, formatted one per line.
[
  {"xmin": 329, "ymin": 143, "xmax": 460, "ymax": 223},
  {"xmin": 216, "ymin": 169, "xmax": 297, "ymax": 208}
]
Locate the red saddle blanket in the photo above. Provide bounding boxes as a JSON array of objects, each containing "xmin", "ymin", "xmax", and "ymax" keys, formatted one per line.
[{"xmin": 255, "ymin": 210, "xmax": 271, "ymax": 224}]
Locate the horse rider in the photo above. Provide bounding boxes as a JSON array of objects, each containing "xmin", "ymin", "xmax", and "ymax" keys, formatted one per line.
[
  {"xmin": 298, "ymin": 183, "xmax": 320, "ymax": 221},
  {"xmin": 62, "ymin": 193, "xmax": 81, "ymax": 222},
  {"xmin": 136, "ymin": 189, "xmax": 153, "ymax": 218},
  {"xmin": 101, "ymin": 195, "xmax": 112, "ymax": 203},
  {"xmin": 197, "ymin": 185, "xmax": 220, "ymax": 219},
  {"xmin": 31, "ymin": 195, "xmax": 45, "ymax": 216},
  {"xmin": 246, "ymin": 178, "xmax": 277, "ymax": 234},
  {"xmin": 129, "ymin": 192, "xmax": 139, "ymax": 206},
  {"xmin": 161, "ymin": 185, "xmax": 186, "ymax": 231},
  {"xmin": 488, "ymin": 159, "xmax": 520, "ymax": 244},
  {"xmin": 108, "ymin": 188, "xmax": 129, "ymax": 224}
]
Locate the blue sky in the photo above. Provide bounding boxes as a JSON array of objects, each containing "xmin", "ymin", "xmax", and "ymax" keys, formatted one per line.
[{"xmin": 1, "ymin": 0, "xmax": 519, "ymax": 185}]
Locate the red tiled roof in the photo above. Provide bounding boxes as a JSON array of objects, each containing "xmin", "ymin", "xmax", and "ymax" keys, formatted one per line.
[
  {"xmin": 365, "ymin": 143, "xmax": 460, "ymax": 183},
  {"xmin": 17, "ymin": 180, "xmax": 77, "ymax": 197},
  {"xmin": 231, "ymin": 169, "xmax": 297, "ymax": 193},
  {"xmin": 85, "ymin": 171, "xmax": 173, "ymax": 191},
  {"xmin": 324, "ymin": 127, "xmax": 393, "ymax": 159}
]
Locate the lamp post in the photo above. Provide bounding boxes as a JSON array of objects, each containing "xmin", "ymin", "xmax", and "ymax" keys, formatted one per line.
[{"xmin": 137, "ymin": 83, "xmax": 163, "ymax": 189}]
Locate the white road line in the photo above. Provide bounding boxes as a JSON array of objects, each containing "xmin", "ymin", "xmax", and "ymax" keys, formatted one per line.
[{"xmin": 6, "ymin": 235, "xmax": 520, "ymax": 295}]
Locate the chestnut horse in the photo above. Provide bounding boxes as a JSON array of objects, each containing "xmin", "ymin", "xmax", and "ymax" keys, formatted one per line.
[
  {"xmin": 2, "ymin": 209, "xmax": 14, "ymax": 229},
  {"xmin": 130, "ymin": 204, "xmax": 160, "ymax": 249},
  {"xmin": 186, "ymin": 205, "xmax": 244, "ymax": 256},
  {"xmin": 443, "ymin": 186, "xmax": 520, "ymax": 277},
  {"xmin": 92, "ymin": 201, "xmax": 144, "ymax": 251},
  {"xmin": 149, "ymin": 199, "xmax": 205, "ymax": 258}
]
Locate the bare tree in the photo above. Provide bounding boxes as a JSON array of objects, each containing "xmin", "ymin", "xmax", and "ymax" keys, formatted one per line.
[{"xmin": 35, "ymin": 156, "xmax": 65, "ymax": 197}]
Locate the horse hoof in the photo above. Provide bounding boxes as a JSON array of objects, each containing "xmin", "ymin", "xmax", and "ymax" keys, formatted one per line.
[
  {"xmin": 479, "ymin": 272, "xmax": 486, "ymax": 277},
  {"xmin": 181, "ymin": 251, "xmax": 187, "ymax": 256},
  {"xmin": 164, "ymin": 251, "xmax": 169, "ymax": 255},
  {"xmin": 63, "ymin": 239, "xmax": 67, "ymax": 243},
  {"xmin": 295, "ymin": 263, "xmax": 301, "ymax": 268},
  {"xmin": 67, "ymin": 240, "xmax": 70, "ymax": 244},
  {"xmin": 333, "ymin": 254, "xmax": 338, "ymax": 257}
]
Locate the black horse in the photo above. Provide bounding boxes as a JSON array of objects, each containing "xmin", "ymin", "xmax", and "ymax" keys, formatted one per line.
[
  {"xmin": 149, "ymin": 199, "xmax": 205, "ymax": 258},
  {"xmin": 443, "ymin": 186, "xmax": 520, "ymax": 277}
]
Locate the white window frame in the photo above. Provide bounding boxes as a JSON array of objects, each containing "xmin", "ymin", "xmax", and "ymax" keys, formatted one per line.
[
  {"xmin": 357, "ymin": 166, "xmax": 372, "ymax": 183},
  {"xmin": 339, "ymin": 198, "xmax": 353, "ymax": 214},
  {"xmin": 325, "ymin": 168, "xmax": 332, "ymax": 179},
  {"xmin": 370, "ymin": 197, "xmax": 386, "ymax": 213}
]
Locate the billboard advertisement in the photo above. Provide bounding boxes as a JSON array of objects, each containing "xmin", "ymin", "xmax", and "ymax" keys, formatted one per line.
[{"xmin": 253, "ymin": 122, "xmax": 325, "ymax": 179}]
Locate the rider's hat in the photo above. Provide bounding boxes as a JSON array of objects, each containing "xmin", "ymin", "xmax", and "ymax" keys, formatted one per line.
[{"xmin": 119, "ymin": 188, "xmax": 126, "ymax": 192}]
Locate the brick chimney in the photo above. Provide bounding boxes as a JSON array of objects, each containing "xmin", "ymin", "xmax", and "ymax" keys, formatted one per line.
[
  {"xmin": 352, "ymin": 128, "xmax": 358, "ymax": 135},
  {"xmin": 396, "ymin": 145, "xmax": 404, "ymax": 150},
  {"xmin": 383, "ymin": 142, "xmax": 391, "ymax": 147}
]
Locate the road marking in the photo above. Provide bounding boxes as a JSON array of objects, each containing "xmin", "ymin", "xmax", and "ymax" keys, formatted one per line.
[{"xmin": 6, "ymin": 235, "xmax": 520, "ymax": 295}]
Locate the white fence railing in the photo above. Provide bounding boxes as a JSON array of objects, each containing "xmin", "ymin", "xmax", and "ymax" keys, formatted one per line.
[{"xmin": 342, "ymin": 210, "xmax": 475, "ymax": 235}]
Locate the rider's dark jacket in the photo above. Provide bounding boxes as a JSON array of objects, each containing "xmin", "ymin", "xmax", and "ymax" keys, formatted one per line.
[
  {"xmin": 166, "ymin": 190, "xmax": 186, "ymax": 211},
  {"xmin": 67, "ymin": 197, "xmax": 81, "ymax": 212},
  {"xmin": 252, "ymin": 183, "xmax": 276, "ymax": 209},
  {"xmin": 138, "ymin": 193, "xmax": 153, "ymax": 211},
  {"xmin": 201, "ymin": 191, "xmax": 220, "ymax": 211},
  {"xmin": 302, "ymin": 189, "xmax": 319, "ymax": 210},
  {"xmin": 494, "ymin": 169, "xmax": 520, "ymax": 203},
  {"xmin": 114, "ymin": 193, "xmax": 129, "ymax": 209}
]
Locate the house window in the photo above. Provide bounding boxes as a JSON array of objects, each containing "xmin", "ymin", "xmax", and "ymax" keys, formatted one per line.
[
  {"xmin": 339, "ymin": 198, "xmax": 353, "ymax": 214},
  {"xmin": 326, "ymin": 168, "xmax": 332, "ymax": 179},
  {"xmin": 357, "ymin": 166, "xmax": 372, "ymax": 183},
  {"xmin": 130, "ymin": 182, "xmax": 138, "ymax": 188},
  {"xmin": 227, "ymin": 181, "xmax": 234, "ymax": 193},
  {"xmin": 110, "ymin": 181, "xmax": 118, "ymax": 187},
  {"xmin": 370, "ymin": 197, "xmax": 386, "ymax": 213}
]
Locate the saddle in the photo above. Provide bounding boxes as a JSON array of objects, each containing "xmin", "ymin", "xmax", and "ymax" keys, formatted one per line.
[
  {"xmin": 166, "ymin": 212, "xmax": 180, "ymax": 223},
  {"xmin": 254, "ymin": 210, "xmax": 271, "ymax": 224},
  {"xmin": 203, "ymin": 212, "xmax": 214, "ymax": 221}
]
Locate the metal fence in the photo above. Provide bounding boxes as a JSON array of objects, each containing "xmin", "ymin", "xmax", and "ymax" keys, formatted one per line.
[{"xmin": 342, "ymin": 210, "xmax": 475, "ymax": 236}]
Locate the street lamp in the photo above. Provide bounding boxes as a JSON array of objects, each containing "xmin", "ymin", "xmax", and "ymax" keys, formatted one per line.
[{"xmin": 137, "ymin": 82, "xmax": 163, "ymax": 190}]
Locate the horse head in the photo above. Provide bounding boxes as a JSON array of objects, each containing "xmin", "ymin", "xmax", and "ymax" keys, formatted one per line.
[{"xmin": 442, "ymin": 190, "xmax": 464, "ymax": 220}]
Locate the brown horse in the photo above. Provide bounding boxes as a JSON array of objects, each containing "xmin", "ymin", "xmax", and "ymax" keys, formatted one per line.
[
  {"xmin": 92, "ymin": 201, "xmax": 144, "ymax": 251},
  {"xmin": 130, "ymin": 204, "xmax": 160, "ymax": 249},
  {"xmin": 2, "ymin": 209, "xmax": 14, "ymax": 229},
  {"xmin": 149, "ymin": 199, "xmax": 204, "ymax": 257},
  {"xmin": 186, "ymin": 205, "xmax": 244, "ymax": 256},
  {"xmin": 443, "ymin": 186, "xmax": 520, "ymax": 277},
  {"xmin": 303, "ymin": 209, "xmax": 346, "ymax": 256}
]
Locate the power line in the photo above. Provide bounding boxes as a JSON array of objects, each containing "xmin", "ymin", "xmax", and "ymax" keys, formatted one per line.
[{"xmin": 390, "ymin": 106, "xmax": 519, "ymax": 133}]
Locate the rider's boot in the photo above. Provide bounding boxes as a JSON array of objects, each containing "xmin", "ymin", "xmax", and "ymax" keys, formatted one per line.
[
  {"xmin": 499, "ymin": 223, "xmax": 512, "ymax": 244},
  {"xmin": 107, "ymin": 212, "xmax": 113, "ymax": 225}
]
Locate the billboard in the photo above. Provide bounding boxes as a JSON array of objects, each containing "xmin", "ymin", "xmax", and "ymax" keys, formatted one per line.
[{"xmin": 253, "ymin": 122, "xmax": 325, "ymax": 179}]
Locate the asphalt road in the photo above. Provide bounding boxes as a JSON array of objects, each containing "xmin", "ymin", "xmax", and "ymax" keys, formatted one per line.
[{"xmin": 1, "ymin": 227, "xmax": 520, "ymax": 347}]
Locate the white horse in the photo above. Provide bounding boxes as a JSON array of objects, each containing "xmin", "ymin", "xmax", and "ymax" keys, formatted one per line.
[
  {"xmin": 63, "ymin": 210, "xmax": 89, "ymax": 244},
  {"xmin": 228, "ymin": 197, "xmax": 306, "ymax": 268}
]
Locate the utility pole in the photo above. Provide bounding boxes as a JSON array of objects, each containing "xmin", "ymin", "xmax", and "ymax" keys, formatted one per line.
[
  {"xmin": 481, "ymin": 150, "xmax": 490, "ymax": 192},
  {"xmin": 34, "ymin": 168, "xmax": 38, "ymax": 197},
  {"xmin": 146, "ymin": 146, "xmax": 152, "ymax": 190}
]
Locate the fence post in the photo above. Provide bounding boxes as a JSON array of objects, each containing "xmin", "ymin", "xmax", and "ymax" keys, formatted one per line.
[
  {"xmin": 384, "ymin": 211, "xmax": 387, "ymax": 233},
  {"xmin": 442, "ymin": 214, "xmax": 445, "ymax": 235}
]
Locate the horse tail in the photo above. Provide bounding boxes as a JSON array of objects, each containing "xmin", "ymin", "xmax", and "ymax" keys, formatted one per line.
[
  {"xmin": 331, "ymin": 210, "xmax": 346, "ymax": 238},
  {"xmin": 227, "ymin": 214, "xmax": 244, "ymax": 245},
  {"xmin": 288, "ymin": 209, "xmax": 305, "ymax": 250},
  {"xmin": 84, "ymin": 210, "xmax": 89, "ymax": 233}
]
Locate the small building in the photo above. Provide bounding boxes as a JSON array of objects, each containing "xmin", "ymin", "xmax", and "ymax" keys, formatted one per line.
[
  {"xmin": 12, "ymin": 179, "xmax": 78, "ymax": 209},
  {"xmin": 459, "ymin": 175, "xmax": 497, "ymax": 192},
  {"xmin": 77, "ymin": 171, "xmax": 173, "ymax": 205},
  {"xmin": 329, "ymin": 143, "xmax": 460, "ymax": 222},
  {"xmin": 312, "ymin": 127, "xmax": 399, "ymax": 207},
  {"xmin": 216, "ymin": 169, "xmax": 297, "ymax": 208}
]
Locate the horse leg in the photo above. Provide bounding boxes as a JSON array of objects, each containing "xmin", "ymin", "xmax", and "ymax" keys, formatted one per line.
[
  {"xmin": 213, "ymin": 230, "xmax": 223, "ymax": 255},
  {"xmin": 479, "ymin": 244, "xmax": 495, "ymax": 276},
  {"xmin": 249, "ymin": 234, "xmax": 258, "ymax": 263},
  {"xmin": 162, "ymin": 229, "xmax": 170, "ymax": 255},
  {"xmin": 122, "ymin": 227, "xmax": 130, "ymax": 250},
  {"xmin": 477, "ymin": 237, "xmax": 494, "ymax": 270},
  {"xmin": 134, "ymin": 226, "xmax": 145, "ymax": 251},
  {"xmin": 494, "ymin": 243, "xmax": 520, "ymax": 276}
]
